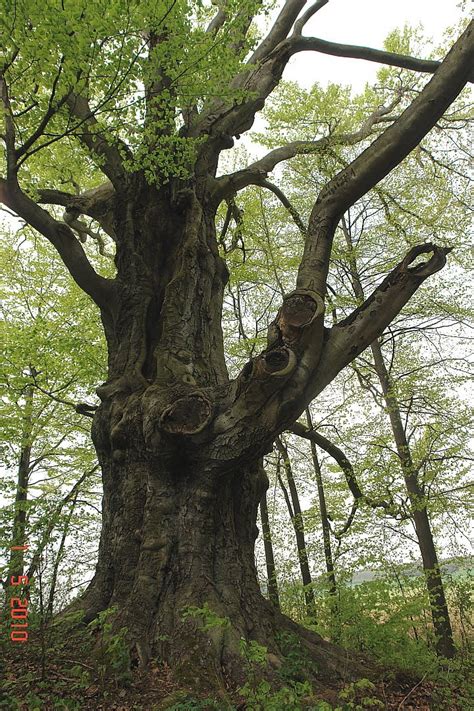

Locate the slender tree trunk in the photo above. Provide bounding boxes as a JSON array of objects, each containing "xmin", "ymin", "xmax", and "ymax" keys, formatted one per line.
[
  {"xmin": 46, "ymin": 490, "xmax": 79, "ymax": 619},
  {"xmin": 305, "ymin": 409, "xmax": 337, "ymax": 601},
  {"xmin": 8, "ymin": 382, "xmax": 34, "ymax": 580},
  {"xmin": 275, "ymin": 437, "xmax": 317, "ymax": 621},
  {"xmin": 26, "ymin": 468, "xmax": 93, "ymax": 582},
  {"xmin": 259, "ymin": 488, "xmax": 280, "ymax": 609},
  {"xmin": 370, "ymin": 340, "xmax": 456, "ymax": 658},
  {"xmin": 341, "ymin": 217, "xmax": 455, "ymax": 659}
]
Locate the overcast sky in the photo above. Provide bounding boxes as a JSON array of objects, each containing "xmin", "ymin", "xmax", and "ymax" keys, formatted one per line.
[{"xmin": 284, "ymin": 0, "xmax": 465, "ymax": 90}]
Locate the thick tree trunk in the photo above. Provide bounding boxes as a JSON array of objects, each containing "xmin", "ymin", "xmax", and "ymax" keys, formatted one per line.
[
  {"xmin": 67, "ymin": 181, "xmax": 366, "ymax": 694},
  {"xmin": 78, "ymin": 422, "xmax": 362, "ymax": 692}
]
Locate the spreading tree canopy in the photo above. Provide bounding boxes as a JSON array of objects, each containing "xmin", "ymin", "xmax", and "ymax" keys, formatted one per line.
[{"xmin": 1, "ymin": 0, "xmax": 472, "ymax": 697}]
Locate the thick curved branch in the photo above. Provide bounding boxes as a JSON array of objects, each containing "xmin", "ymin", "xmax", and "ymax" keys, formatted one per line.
[
  {"xmin": 290, "ymin": 421, "xmax": 395, "ymax": 512},
  {"xmin": 194, "ymin": 2, "xmax": 312, "ymax": 139},
  {"xmin": 296, "ymin": 21, "xmax": 473, "ymax": 293},
  {"xmin": 1, "ymin": 73, "xmax": 114, "ymax": 306},
  {"xmin": 259, "ymin": 179, "xmax": 307, "ymax": 237},
  {"xmin": 199, "ymin": 13, "xmax": 470, "ymax": 155},
  {"xmin": 333, "ymin": 501, "xmax": 358, "ymax": 541},
  {"xmin": 214, "ymin": 94, "xmax": 402, "ymax": 203},
  {"xmin": 214, "ymin": 139, "xmax": 328, "ymax": 199},
  {"xmin": 249, "ymin": 0, "xmax": 308, "ymax": 64},
  {"xmin": 37, "ymin": 182, "xmax": 116, "ymax": 239},
  {"xmin": 309, "ymin": 243, "xmax": 451, "ymax": 397},
  {"xmin": 292, "ymin": 0, "xmax": 329, "ymax": 36},
  {"xmin": 206, "ymin": 7, "xmax": 227, "ymax": 34},
  {"xmin": 288, "ymin": 35, "xmax": 474, "ymax": 82},
  {"xmin": 291, "ymin": 422, "xmax": 362, "ymax": 498},
  {"xmin": 0, "ymin": 178, "xmax": 115, "ymax": 309}
]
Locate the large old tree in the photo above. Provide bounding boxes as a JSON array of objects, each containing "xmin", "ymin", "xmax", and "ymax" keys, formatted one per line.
[{"xmin": 1, "ymin": 0, "xmax": 472, "ymax": 694}]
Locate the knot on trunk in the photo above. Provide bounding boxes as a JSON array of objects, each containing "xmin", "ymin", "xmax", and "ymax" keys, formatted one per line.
[
  {"xmin": 241, "ymin": 347, "xmax": 297, "ymax": 382},
  {"xmin": 260, "ymin": 347, "xmax": 297, "ymax": 377},
  {"xmin": 142, "ymin": 384, "xmax": 213, "ymax": 450},
  {"xmin": 160, "ymin": 391, "xmax": 213, "ymax": 435},
  {"xmin": 401, "ymin": 243, "xmax": 452, "ymax": 277},
  {"xmin": 276, "ymin": 289, "xmax": 325, "ymax": 346}
]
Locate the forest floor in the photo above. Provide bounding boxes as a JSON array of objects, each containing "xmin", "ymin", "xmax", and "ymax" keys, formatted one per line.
[{"xmin": 0, "ymin": 624, "xmax": 470, "ymax": 710}]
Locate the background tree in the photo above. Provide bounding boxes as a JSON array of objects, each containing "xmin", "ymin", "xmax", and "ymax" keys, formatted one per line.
[
  {"xmin": 1, "ymin": 0, "xmax": 472, "ymax": 695},
  {"xmin": 248, "ymin": 45, "xmax": 472, "ymax": 660},
  {"xmin": 0, "ymin": 235, "xmax": 104, "ymax": 613}
]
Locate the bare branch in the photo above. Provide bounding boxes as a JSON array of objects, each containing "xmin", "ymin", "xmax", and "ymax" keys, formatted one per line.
[
  {"xmin": 30, "ymin": 375, "xmax": 97, "ymax": 418},
  {"xmin": 214, "ymin": 139, "xmax": 329, "ymax": 198},
  {"xmin": 199, "ymin": 16, "xmax": 471, "ymax": 153},
  {"xmin": 290, "ymin": 421, "xmax": 396, "ymax": 512},
  {"xmin": 259, "ymin": 179, "xmax": 307, "ymax": 237},
  {"xmin": 194, "ymin": 3, "xmax": 313, "ymax": 140},
  {"xmin": 214, "ymin": 94, "xmax": 402, "ymax": 203},
  {"xmin": 249, "ymin": 0, "xmax": 307, "ymax": 64},
  {"xmin": 0, "ymin": 178, "xmax": 115, "ymax": 310},
  {"xmin": 291, "ymin": 421, "xmax": 363, "ymax": 499},
  {"xmin": 206, "ymin": 7, "xmax": 227, "ymax": 34},
  {"xmin": 292, "ymin": 0, "xmax": 329, "ymax": 37},
  {"xmin": 288, "ymin": 35, "xmax": 474, "ymax": 82}
]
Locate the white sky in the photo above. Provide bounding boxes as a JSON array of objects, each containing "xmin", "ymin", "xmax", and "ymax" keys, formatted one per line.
[{"xmin": 283, "ymin": 0, "xmax": 464, "ymax": 90}]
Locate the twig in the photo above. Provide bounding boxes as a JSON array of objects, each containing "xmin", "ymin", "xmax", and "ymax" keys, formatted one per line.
[
  {"xmin": 397, "ymin": 674, "xmax": 427, "ymax": 709},
  {"xmin": 61, "ymin": 658, "xmax": 95, "ymax": 670}
]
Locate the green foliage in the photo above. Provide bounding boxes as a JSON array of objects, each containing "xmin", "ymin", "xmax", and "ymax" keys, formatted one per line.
[
  {"xmin": 180, "ymin": 602, "xmax": 230, "ymax": 631},
  {"xmin": 449, "ymin": 570, "xmax": 473, "ymax": 651},
  {"xmin": 88, "ymin": 606, "xmax": 132, "ymax": 685},
  {"xmin": 0, "ymin": 689, "xmax": 83, "ymax": 711},
  {"xmin": 429, "ymin": 655, "xmax": 474, "ymax": 710},
  {"xmin": 237, "ymin": 636, "xmax": 315, "ymax": 710},
  {"xmin": 309, "ymin": 574, "xmax": 439, "ymax": 674},
  {"xmin": 276, "ymin": 631, "xmax": 318, "ymax": 683},
  {"xmin": 68, "ymin": 664, "xmax": 91, "ymax": 688},
  {"xmin": 0, "ymin": 232, "xmax": 104, "ymax": 614},
  {"xmin": 1, "ymin": 4, "xmax": 472, "ymax": 708},
  {"xmin": 51, "ymin": 700, "xmax": 83, "ymax": 710},
  {"xmin": 336, "ymin": 679, "xmax": 384, "ymax": 710},
  {"xmin": 1, "ymin": 0, "xmax": 273, "ymax": 186},
  {"xmin": 239, "ymin": 678, "xmax": 313, "ymax": 710},
  {"xmin": 239, "ymin": 637, "xmax": 268, "ymax": 666}
]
